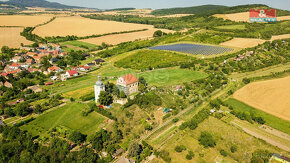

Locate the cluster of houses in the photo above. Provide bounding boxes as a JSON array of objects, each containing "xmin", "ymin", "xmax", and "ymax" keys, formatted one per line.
[
  {"xmin": 1, "ymin": 43, "xmax": 67, "ymax": 86},
  {"xmin": 0, "ymin": 42, "xmax": 106, "ymax": 87},
  {"xmin": 231, "ymin": 51, "xmax": 254, "ymax": 62}
]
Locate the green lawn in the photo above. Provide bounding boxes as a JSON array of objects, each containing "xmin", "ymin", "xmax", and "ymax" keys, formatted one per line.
[
  {"xmin": 226, "ymin": 98, "xmax": 290, "ymax": 135},
  {"xmin": 138, "ymin": 69, "xmax": 208, "ymax": 86},
  {"xmin": 21, "ymin": 102, "xmax": 106, "ymax": 136},
  {"xmin": 215, "ymin": 24, "xmax": 246, "ymax": 30}
]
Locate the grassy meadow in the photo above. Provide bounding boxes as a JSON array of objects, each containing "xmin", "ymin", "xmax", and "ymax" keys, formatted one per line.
[
  {"xmin": 21, "ymin": 102, "xmax": 106, "ymax": 136},
  {"xmin": 151, "ymin": 117, "xmax": 287, "ymax": 163},
  {"xmin": 225, "ymin": 98, "xmax": 290, "ymax": 135},
  {"xmin": 138, "ymin": 68, "xmax": 208, "ymax": 86}
]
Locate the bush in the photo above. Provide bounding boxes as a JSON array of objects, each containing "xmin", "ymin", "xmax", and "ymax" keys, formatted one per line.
[
  {"xmin": 174, "ymin": 145, "xmax": 186, "ymax": 152},
  {"xmin": 242, "ymin": 78, "xmax": 251, "ymax": 84},
  {"xmin": 230, "ymin": 145, "xmax": 237, "ymax": 153},
  {"xmin": 68, "ymin": 131, "xmax": 87, "ymax": 144},
  {"xmin": 220, "ymin": 149, "xmax": 228, "ymax": 157},
  {"xmin": 198, "ymin": 131, "xmax": 216, "ymax": 148},
  {"xmin": 186, "ymin": 151, "xmax": 194, "ymax": 160}
]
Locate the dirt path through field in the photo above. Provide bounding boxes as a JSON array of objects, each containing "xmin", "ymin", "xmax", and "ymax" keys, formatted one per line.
[{"xmin": 232, "ymin": 121, "xmax": 290, "ymax": 151}]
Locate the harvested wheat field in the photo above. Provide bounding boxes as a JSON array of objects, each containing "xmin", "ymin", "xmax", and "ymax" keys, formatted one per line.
[
  {"xmin": 270, "ymin": 34, "xmax": 290, "ymax": 41},
  {"xmin": 80, "ymin": 28, "xmax": 173, "ymax": 45},
  {"xmin": 33, "ymin": 16, "xmax": 155, "ymax": 37},
  {"xmin": 214, "ymin": 12, "xmax": 290, "ymax": 22},
  {"xmin": 221, "ymin": 34, "xmax": 290, "ymax": 48},
  {"xmin": 0, "ymin": 15, "xmax": 53, "ymax": 27},
  {"xmin": 220, "ymin": 38, "xmax": 266, "ymax": 48},
  {"xmin": 234, "ymin": 76, "xmax": 290, "ymax": 121},
  {"xmin": 0, "ymin": 27, "xmax": 33, "ymax": 48}
]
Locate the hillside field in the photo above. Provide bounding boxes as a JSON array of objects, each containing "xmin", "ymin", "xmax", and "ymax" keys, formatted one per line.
[
  {"xmin": 33, "ymin": 16, "xmax": 155, "ymax": 37},
  {"xmin": 220, "ymin": 34, "xmax": 290, "ymax": 48},
  {"xmin": 21, "ymin": 102, "xmax": 107, "ymax": 136},
  {"xmin": 80, "ymin": 28, "xmax": 172, "ymax": 46},
  {"xmin": 0, "ymin": 15, "xmax": 53, "ymax": 27},
  {"xmin": 233, "ymin": 76, "xmax": 290, "ymax": 122},
  {"xmin": 0, "ymin": 27, "xmax": 33, "ymax": 48}
]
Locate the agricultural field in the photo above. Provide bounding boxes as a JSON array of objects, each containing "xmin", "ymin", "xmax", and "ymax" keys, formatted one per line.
[
  {"xmin": 138, "ymin": 69, "xmax": 208, "ymax": 86},
  {"xmin": 214, "ymin": 12, "xmax": 290, "ymax": 22},
  {"xmin": 0, "ymin": 15, "xmax": 53, "ymax": 26},
  {"xmin": 21, "ymin": 102, "xmax": 107, "ymax": 136},
  {"xmin": 233, "ymin": 76, "xmax": 290, "ymax": 122},
  {"xmin": 151, "ymin": 117, "xmax": 287, "ymax": 163},
  {"xmin": 114, "ymin": 49, "xmax": 196, "ymax": 70},
  {"xmin": 215, "ymin": 24, "xmax": 246, "ymax": 30},
  {"xmin": 150, "ymin": 43, "xmax": 234, "ymax": 55},
  {"xmin": 33, "ymin": 16, "xmax": 155, "ymax": 37},
  {"xmin": 0, "ymin": 27, "xmax": 33, "ymax": 48},
  {"xmin": 226, "ymin": 98, "xmax": 290, "ymax": 135},
  {"xmin": 220, "ymin": 34, "xmax": 290, "ymax": 48},
  {"xmin": 80, "ymin": 28, "xmax": 173, "ymax": 46},
  {"xmin": 60, "ymin": 40, "xmax": 99, "ymax": 51},
  {"xmin": 220, "ymin": 38, "xmax": 266, "ymax": 48}
]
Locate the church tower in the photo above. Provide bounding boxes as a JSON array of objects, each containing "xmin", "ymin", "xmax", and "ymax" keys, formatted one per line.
[{"xmin": 94, "ymin": 76, "xmax": 105, "ymax": 103}]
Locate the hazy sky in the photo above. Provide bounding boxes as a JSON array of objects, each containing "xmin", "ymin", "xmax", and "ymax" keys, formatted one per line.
[
  {"xmin": 0, "ymin": 0, "xmax": 289, "ymax": 10},
  {"xmin": 46, "ymin": 0, "xmax": 290, "ymax": 10}
]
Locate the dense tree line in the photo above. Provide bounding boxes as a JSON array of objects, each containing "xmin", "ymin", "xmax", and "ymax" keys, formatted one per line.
[{"xmin": 0, "ymin": 126, "xmax": 103, "ymax": 162}]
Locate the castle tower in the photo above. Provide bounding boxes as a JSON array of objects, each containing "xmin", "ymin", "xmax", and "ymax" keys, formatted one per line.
[{"xmin": 94, "ymin": 76, "xmax": 105, "ymax": 103}]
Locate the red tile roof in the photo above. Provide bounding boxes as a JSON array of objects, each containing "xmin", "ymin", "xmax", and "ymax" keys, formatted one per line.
[
  {"xmin": 122, "ymin": 74, "xmax": 138, "ymax": 85},
  {"xmin": 45, "ymin": 82, "xmax": 53, "ymax": 86},
  {"xmin": 1, "ymin": 72, "xmax": 8, "ymax": 77},
  {"xmin": 28, "ymin": 68, "xmax": 38, "ymax": 73},
  {"xmin": 10, "ymin": 63, "xmax": 19, "ymax": 67},
  {"xmin": 67, "ymin": 70, "xmax": 78, "ymax": 76},
  {"xmin": 48, "ymin": 66, "xmax": 60, "ymax": 71}
]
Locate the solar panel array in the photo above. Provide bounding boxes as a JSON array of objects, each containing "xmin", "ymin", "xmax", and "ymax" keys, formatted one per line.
[{"xmin": 150, "ymin": 44, "xmax": 234, "ymax": 55}]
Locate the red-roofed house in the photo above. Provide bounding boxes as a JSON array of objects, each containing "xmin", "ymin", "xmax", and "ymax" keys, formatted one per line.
[
  {"xmin": 4, "ymin": 81, "xmax": 13, "ymax": 88},
  {"xmin": 25, "ymin": 58, "xmax": 35, "ymax": 65},
  {"xmin": 48, "ymin": 66, "xmax": 63, "ymax": 73},
  {"xmin": 65, "ymin": 70, "xmax": 79, "ymax": 77},
  {"xmin": 28, "ymin": 68, "xmax": 38, "ymax": 73},
  {"xmin": 1, "ymin": 72, "xmax": 8, "ymax": 78},
  {"xmin": 79, "ymin": 66, "xmax": 91, "ymax": 71},
  {"xmin": 26, "ymin": 52, "xmax": 37, "ymax": 57},
  {"xmin": 116, "ymin": 74, "xmax": 138, "ymax": 95},
  {"xmin": 9, "ymin": 63, "xmax": 20, "ymax": 70}
]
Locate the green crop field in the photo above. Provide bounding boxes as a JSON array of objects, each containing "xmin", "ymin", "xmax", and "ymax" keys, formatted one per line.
[
  {"xmin": 21, "ymin": 102, "xmax": 106, "ymax": 136},
  {"xmin": 215, "ymin": 24, "xmax": 246, "ymax": 30},
  {"xmin": 226, "ymin": 98, "xmax": 290, "ymax": 135},
  {"xmin": 114, "ymin": 49, "xmax": 196, "ymax": 70},
  {"xmin": 138, "ymin": 68, "xmax": 208, "ymax": 86},
  {"xmin": 61, "ymin": 40, "xmax": 99, "ymax": 51}
]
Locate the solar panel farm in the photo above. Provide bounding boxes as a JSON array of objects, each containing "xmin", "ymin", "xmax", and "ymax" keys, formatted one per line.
[
  {"xmin": 0, "ymin": 2, "xmax": 290, "ymax": 163},
  {"xmin": 150, "ymin": 43, "xmax": 234, "ymax": 55}
]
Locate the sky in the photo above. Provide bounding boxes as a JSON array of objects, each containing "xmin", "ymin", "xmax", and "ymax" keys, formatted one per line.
[
  {"xmin": 45, "ymin": 0, "xmax": 290, "ymax": 10},
  {"xmin": 0, "ymin": 0, "xmax": 289, "ymax": 10}
]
